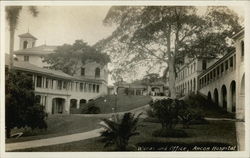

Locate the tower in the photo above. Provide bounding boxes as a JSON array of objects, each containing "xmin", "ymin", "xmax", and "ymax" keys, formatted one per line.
[{"xmin": 18, "ymin": 32, "xmax": 37, "ymax": 50}]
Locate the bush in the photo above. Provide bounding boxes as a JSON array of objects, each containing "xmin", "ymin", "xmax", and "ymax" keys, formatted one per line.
[
  {"xmin": 81, "ymin": 102, "xmax": 100, "ymax": 114},
  {"xmin": 150, "ymin": 98, "xmax": 187, "ymax": 129},
  {"xmin": 152, "ymin": 128, "xmax": 188, "ymax": 138},
  {"xmin": 146, "ymin": 108, "xmax": 155, "ymax": 117}
]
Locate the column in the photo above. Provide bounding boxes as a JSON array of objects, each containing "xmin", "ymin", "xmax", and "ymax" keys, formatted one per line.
[
  {"xmin": 227, "ymin": 90, "xmax": 232, "ymax": 112},
  {"xmin": 64, "ymin": 98, "xmax": 70, "ymax": 114},
  {"xmin": 76, "ymin": 99, "xmax": 80, "ymax": 109}
]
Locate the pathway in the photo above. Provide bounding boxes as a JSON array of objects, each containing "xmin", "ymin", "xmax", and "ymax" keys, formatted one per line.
[
  {"xmin": 6, "ymin": 104, "xmax": 150, "ymax": 151},
  {"xmin": 6, "ymin": 128, "xmax": 102, "ymax": 151}
]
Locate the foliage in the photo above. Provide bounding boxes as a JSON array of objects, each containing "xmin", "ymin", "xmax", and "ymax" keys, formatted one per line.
[
  {"xmin": 44, "ymin": 40, "xmax": 110, "ymax": 75},
  {"xmin": 5, "ymin": 71, "xmax": 47, "ymax": 138},
  {"xmin": 152, "ymin": 128, "xmax": 188, "ymax": 138},
  {"xmin": 150, "ymin": 98, "xmax": 185, "ymax": 129},
  {"xmin": 81, "ymin": 101, "xmax": 101, "ymax": 114},
  {"xmin": 100, "ymin": 112, "xmax": 141, "ymax": 151},
  {"xmin": 96, "ymin": 6, "xmax": 242, "ymax": 98}
]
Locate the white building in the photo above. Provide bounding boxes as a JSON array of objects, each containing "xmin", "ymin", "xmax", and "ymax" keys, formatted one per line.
[
  {"xmin": 175, "ymin": 29, "xmax": 245, "ymax": 120},
  {"xmin": 7, "ymin": 32, "xmax": 109, "ymax": 114}
]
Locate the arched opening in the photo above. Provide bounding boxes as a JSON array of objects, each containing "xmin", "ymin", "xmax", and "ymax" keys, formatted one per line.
[
  {"xmin": 52, "ymin": 98, "xmax": 65, "ymax": 114},
  {"xmin": 23, "ymin": 41, "xmax": 28, "ymax": 49},
  {"xmin": 70, "ymin": 99, "xmax": 77, "ymax": 108},
  {"xmin": 151, "ymin": 87, "xmax": 160, "ymax": 96},
  {"xmin": 230, "ymin": 81, "xmax": 236, "ymax": 112},
  {"xmin": 207, "ymin": 91, "xmax": 212, "ymax": 102},
  {"xmin": 80, "ymin": 99, "xmax": 87, "ymax": 108},
  {"xmin": 214, "ymin": 88, "xmax": 219, "ymax": 106},
  {"xmin": 221, "ymin": 85, "xmax": 227, "ymax": 110},
  {"xmin": 95, "ymin": 67, "xmax": 100, "ymax": 78}
]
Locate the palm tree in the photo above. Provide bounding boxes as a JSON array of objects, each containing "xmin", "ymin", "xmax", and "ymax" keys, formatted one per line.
[
  {"xmin": 6, "ymin": 6, "xmax": 38, "ymax": 70},
  {"xmin": 100, "ymin": 112, "xmax": 141, "ymax": 151}
]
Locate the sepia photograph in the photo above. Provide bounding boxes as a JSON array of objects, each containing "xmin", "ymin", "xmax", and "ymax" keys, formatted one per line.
[{"xmin": 0, "ymin": 1, "xmax": 249, "ymax": 158}]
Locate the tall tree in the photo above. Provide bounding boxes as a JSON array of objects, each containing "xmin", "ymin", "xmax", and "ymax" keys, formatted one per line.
[
  {"xmin": 95, "ymin": 6, "xmax": 242, "ymax": 98},
  {"xmin": 43, "ymin": 40, "xmax": 110, "ymax": 76},
  {"xmin": 6, "ymin": 6, "xmax": 39, "ymax": 70}
]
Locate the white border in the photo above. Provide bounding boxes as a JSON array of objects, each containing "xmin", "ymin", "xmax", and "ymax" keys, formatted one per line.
[{"xmin": 0, "ymin": 1, "xmax": 249, "ymax": 158}]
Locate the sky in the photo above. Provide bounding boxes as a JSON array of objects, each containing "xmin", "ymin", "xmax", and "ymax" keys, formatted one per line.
[
  {"xmin": 4, "ymin": 6, "xmax": 245, "ymax": 84},
  {"xmin": 5, "ymin": 6, "xmax": 115, "ymax": 52}
]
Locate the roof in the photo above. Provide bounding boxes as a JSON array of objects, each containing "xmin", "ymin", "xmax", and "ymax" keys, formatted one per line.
[
  {"xmin": 13, "ymin": 61, "xmax": 74, "ymax": 80},
  {"xmin": 18, "ymin": 32, "xmax": 37, "ymax": 40},
  {"xmin": 14, "ymin": 45, "xmax": 58, "ymax": 55}
]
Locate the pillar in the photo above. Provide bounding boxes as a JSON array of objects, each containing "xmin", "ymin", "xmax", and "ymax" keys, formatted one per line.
[
  {"xmin": 227, "ymin": 90, "xmax": 232, "ymax": 112},
  {"xmin": 76, "ymin": 99, "xmax": 80, "ymax": 109}
]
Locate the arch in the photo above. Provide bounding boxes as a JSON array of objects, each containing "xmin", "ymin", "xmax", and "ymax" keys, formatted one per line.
[
  {"xmin": 213, "ymin": 88, "xmax": 219, "ymax": 106},
  {"xmin": 230, "ymin": 80, "xmax": 236, "ymax": 112},
  {"xmin": 52, "ymin": 98, "xmax": 65, "ymax": 114},
  {"xmin": 23, "ymin": 41, "xmax": 28, "ymax": 49},
  {"xmin": 207, "ymin": 91, "xmax": 212, "ymax": 102},
  {"xmin": 70, "ymin": 99, "xmax": 77, "ymax": 108},
  {"xmin": 80, "ymin": 99, "xmax": 87, "ymax": 107},
  {"xmin": 221, "ymin": 85, "xmax": 227, "ymax": 110},
  {"xmin": 95, "ymin": 67, "xmax": 100, "ymax": 78}
]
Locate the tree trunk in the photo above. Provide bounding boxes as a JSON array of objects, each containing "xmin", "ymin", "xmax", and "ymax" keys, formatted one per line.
[
  {"xmin": 168, "ymin": 57, "xmax": 176, "ymax": 98},
  {"xmin": 9, "ymin": 25, "xmax": 15, "ymax": 70}
]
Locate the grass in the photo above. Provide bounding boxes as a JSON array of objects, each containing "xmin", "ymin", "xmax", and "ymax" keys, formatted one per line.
[
  {"xmin": 13, "ymin": 119, "xmax": 237, "ymax": 152},
  {"xmin": 6, "ymin": 114, "xmax": 104, "ymax": 143},
  {"xmin": 78, "ymin": 95, "xmax": 152, "ymax": 114}
]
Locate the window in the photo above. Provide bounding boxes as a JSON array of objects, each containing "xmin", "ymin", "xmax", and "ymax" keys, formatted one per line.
[
  {"xmin": 241, "ymin": 41, "xmax": 244, "ymax": 58},
  {"xmin": 23, "ymin": 41, "xmax": 28, "ymax": 49},
  {"xmin": 230, "ymin": 57, "xmax": 233, "ymax": 67},
  {"xmin": 63, "ymin": 81, "xmax": 67, "ymax": 89},
  {"xmin": 221, "ymin": 63, "xmax": 224, "ymax": 73},
  {"xmin": 93, "ymin": 84, "xmax": 96, "ymax": 93},
  {"xmin": 36, "ymin": 76, "xmax": 42, "ymax": 88},
  {"xmin": 84, "ymin": 83, "xmax": 87, "ymax": 92},
  {"xmin": 95, "ymin": 68, "xmax": 100, "ymax": 78},
  {"xmin": 89, "ymin": 84, "xmax": 92, "ymax": 92},
  {"xmin": 24, "ymin": 56, "xmax": 29, "ymax": 61},
  {"xmin": 80, "ymin": 83, "xmax": 83, "ymax": 91},
  {"xmin": 202, "ymin": 60, "xmax": 207, "ymax": 70},
  {"xmin": 81, "ymin": 68, "xmax": 85, "ymax": 76},
  {"xmin": 57, "ymin": 80, "xmax": 62, "ymax": 90},
  {"xmin": 45, "ymin": 78, "xmax": 49, "ymax": 88},
  {"xmin": 225, "ymin": 60, "xmax": 228, "ymax": 70}
]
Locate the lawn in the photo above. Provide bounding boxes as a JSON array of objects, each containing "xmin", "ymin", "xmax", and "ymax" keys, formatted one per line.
[
  {"xmin": 6, "ymin": 114, "xmax": 104, "ymax": 143},
  {"xmin": 79, "ymin": 95, "xmax": 152, "ymax": 114},
  {"xmin": 13, "ymin": 119, "xmax": 237, "ymax": 152}
]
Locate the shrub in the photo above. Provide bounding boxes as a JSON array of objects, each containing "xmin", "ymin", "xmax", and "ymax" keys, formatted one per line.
[
  {"xmin": 152, "ymin": 128, "xmax": 188, "ymax": 138},
  {"xmin": 81, "ymin": 102, "xmax": 100, "ymax": 114},
  {"xmin": 146, "ymin": 108, "xmax": 155, "ymax": 117},
  {"xmin": 100, "ymin": 112, "xmax": 141, "ymax": 151},
  {"xmin": 150, "ymin": 98, "xmax": 186, "ymax": 129}
]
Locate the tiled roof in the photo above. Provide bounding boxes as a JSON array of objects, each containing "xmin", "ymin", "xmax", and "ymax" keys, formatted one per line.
[
  {"xmin": 18, "ymin": 32, "xmax": 37, "ymax": 40},
  {"xmin": 13, "ymin": 61, "xmax": 74, "ymax": 80},
  {"xmin": 14, "ymin": 45, "xmax": 58, "ymax": 55}
]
